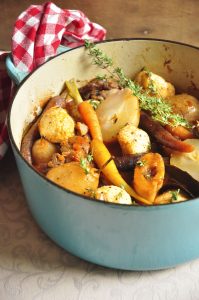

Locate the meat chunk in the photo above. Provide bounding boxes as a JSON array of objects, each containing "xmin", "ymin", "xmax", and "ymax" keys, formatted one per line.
[
  {"xmin": 79, "ymin": 78, "xmax": 120, "ymax": 100},
  {"xmin": 75, "ymin": 122, "xmax": 89, "ymax": 136},
  {"xmin": 60, "ymin": 135, "xmax": 90, "ymax": 163}
]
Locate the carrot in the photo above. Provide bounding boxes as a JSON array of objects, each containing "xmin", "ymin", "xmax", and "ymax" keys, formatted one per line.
[
  {"xmin": 91, "ymin": 138, "xmax": 152, "ymax": 205},
  {"xmin": 78, "ymin": 102, "xmax": 103, "ymax": 141},
  {"xmin": 165, "ymin": 124, "xmax": 194, "ymax": 140},
  {"xmin": 133, "ymin": 153, "xmax": 165, "ymax": 203},
  {"xmin": 66, "ymin": 80, "xmax": 103, "ymax": 141}
]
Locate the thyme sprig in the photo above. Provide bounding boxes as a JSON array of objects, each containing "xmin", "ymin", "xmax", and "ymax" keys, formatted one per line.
[
  {"xmin": 84, "ymin": 40, "xmax": 190, "ymax": 128},
  {"xmin": 80, "ymin": 153, "xmax": 93, "ymax": 174},
  {"xmin": 170, "ymin": 189, "xmax": 180, "ymax": 202}
]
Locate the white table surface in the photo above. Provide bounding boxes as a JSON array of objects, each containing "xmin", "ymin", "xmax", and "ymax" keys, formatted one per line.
[{"xmin": 1, "ymin": 151, "xmax": 199, "ymax": 300}]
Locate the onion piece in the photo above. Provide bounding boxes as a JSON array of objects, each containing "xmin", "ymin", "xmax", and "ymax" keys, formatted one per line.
[{"xmin": 96, "ymin": 88, "xmax": 140, "ymax": 143}]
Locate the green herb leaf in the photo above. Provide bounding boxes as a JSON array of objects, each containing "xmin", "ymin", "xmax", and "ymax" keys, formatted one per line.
[
  {"xmin": 80, "ymin": 153, "xmax": 93, "ymax": 174},
  {"xmin": 80, "ymin": 157, "xmax": 90, "ymax": 174},
  {"xmin": 136, "ymin": 160, "xmax": 145, "ymax": 167},
  {"xmin": 87, "ymin": 153, "xmax": 93, "ymax": 163},
  {"xmin": 170, "ymin": 189, "xmax": 180, "ymax": 201},
  {"xmin": 89, "ymin": 99, "xmax": 101, "ymax": 110}
]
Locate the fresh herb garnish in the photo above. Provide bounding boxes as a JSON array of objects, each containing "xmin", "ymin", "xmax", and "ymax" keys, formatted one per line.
[
  {"xmin": 80, "ymin": 153, "xmax": 93, "ymax": 174},
  {"xmin": 136, "ymin": 160, "xmax": 145, "ymax": 167},
  {"xmin": 115, "ymin": 190, "xmax": 124, "ymax": 201},
  {"xmin": 86, "ymin": 153, "xmax": 93, "ymax": 163},
  {"xmin": 80, "ymin": 158, "xmax": 90, "ymax": 174},
  {"xmin": 170, "ymin": 189, "xmax": 180, "ymax": 202},
  {"xmin": 89, "ymin": 99, "xmax": 101, "ymax": 110},
  {"xmin": 96, "ymin": 74, "xmax": 108, "ymax": 80},
  {"xmin": 85, "ymin": 40, "xmax": 113, "ymax": 69},
  {"xmin": 84, "ymin": 40, "xmax": 190, "ymax": 128}
]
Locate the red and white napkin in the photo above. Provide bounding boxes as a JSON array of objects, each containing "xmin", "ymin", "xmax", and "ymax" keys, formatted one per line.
[{"xmin": 0, "ymin": 1, "xmax": 106, "ymax": 159}]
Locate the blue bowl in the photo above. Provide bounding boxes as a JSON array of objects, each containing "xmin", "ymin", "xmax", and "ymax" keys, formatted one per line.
[{"xmin": 8, "ymin": 39, "xmax": 199, "ymax": 270}]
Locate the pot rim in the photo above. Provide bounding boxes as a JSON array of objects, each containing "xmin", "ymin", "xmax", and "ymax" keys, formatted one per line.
[{"xmin": 7, "ymin": 37, "xmax": 199, "ymax": 208}]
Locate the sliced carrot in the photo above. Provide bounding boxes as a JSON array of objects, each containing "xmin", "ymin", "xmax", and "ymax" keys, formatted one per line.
[
  {"xmin": 165, "ymin": 124, "xmax": 194, "ymax": 140},
  {"xmin": 78, "ymin": 102, "xmax": 103, "ymax": 141},
  {"xmin": 133, "ymin": 153, "xmax": 165, "ymax": 204},
  {"xmin": 91, "ymin": 138, "xmax": 152, "ymax": 205}
]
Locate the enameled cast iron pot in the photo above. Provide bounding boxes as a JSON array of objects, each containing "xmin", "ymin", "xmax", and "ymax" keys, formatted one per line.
[{"xmin": 8, "ymin": 39, "xmax": 199, "ymax": 270}]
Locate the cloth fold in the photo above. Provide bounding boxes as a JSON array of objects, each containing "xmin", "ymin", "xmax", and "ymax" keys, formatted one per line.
[{"xmin": 0, "ymin": 1, "xmax": 106, "ymax": 159}]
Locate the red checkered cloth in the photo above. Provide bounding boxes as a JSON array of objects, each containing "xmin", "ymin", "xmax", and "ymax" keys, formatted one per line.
[
  {"xmin": 0, "ymin": 52, "xmax": 15, "ymax": 159},
  {"xmin": 12, "ymin": 2, "xmax": 106, "ymax": 72},
  {"xmin": 0, "ymin": 2, "xmax": 106, "ymax": 159}
]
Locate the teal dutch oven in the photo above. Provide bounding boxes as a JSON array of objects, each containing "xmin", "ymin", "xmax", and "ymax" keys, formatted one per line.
[{"xmin": 8, "ymin": 39, "xmax": 199, "ymax": 270}]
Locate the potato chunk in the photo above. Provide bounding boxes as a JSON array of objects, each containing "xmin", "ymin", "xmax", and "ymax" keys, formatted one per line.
[
  {"xmin": 135, "ymin": 70, "xmax": 175, "ymax": 99},
  {"xmin": 95, "ymin": 185, "xmax": 132, "ymax": 204},
  {"xmin": 118, "ymin": 123, "xmax": 151, "ymax": 155},
  {"xmin": 46, "ymin": 162, "xmax": 99, "ymax": 196},
  {"xmin": 39, "ymin": 106, "xmax": 75, "ymax": 143},
  {"xmin": 32, "ymin": 138, "xmax": 57, "ymax": 164}
]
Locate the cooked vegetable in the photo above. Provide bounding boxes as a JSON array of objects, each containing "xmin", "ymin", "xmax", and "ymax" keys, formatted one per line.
[
  {"xmin": 140, "ymin": 111, "xmax": 194, "ymax": 153},
  {"xmin": 21, "ymin": 46, "xmax": 199, "ymax": 205},
  {"xmin": 91, "ymin": 138, "xmax": 152, "ymax": 205},
  {"xmin": 21, "ymin": 96, "xmax": 66, "ymax": 164},
  {"xmin": 170, "ymin": 139, "xmax": 199, "ymax": 181},
  {"xmin": 165, "ymin": 94, "xmax": 199, "ymax": 123},
  {"xmin": 65, "ymin": 79, "xmax": 83, "ymax": 105},
  {"xmin": 165, "ymin": 124, "xmax": 193, "ymax": 140},
  {"xmin": 118, "ymin": 123, "xmax": 150, "ymax": 155},
  {"xmin": 66, "ymin": 79, "xmax": 103, "ymax": 141},
  {"xmin": 135, "ymin": 70, "xmax": 175, "ymax": 99},
  {"xmin": 133, "ymin": 153, "xmax": 165, "ymax": 203},
  {"xmin": 95, "ymin": 185, "xmax": 132, "ymax": 204},
  {"xmin": 85, "ymin": 41, "xmax": 189, "ymax": 128},
  {"xmin": 38, "ymin": 106, "xmax": 75, "ymax": 143},
  {"xmin": 78, "ymin": 101, "xmax": 103, "ymax": 141},
  {"xmin": 46, "ymin": 162, "xmax": 99, "ymax": 196},
  {"xmin": 96, "ymin": 88, "xmax": 140, "ymax": 143},
  {"xmin": 32, "ymin": 138, "xmax": 57, "ymax": 164}
]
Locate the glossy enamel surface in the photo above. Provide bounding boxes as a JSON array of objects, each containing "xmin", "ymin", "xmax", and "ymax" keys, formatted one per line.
[{"xmin": 9, "ymin": 39, "xmax": 199, "ymax": 270}]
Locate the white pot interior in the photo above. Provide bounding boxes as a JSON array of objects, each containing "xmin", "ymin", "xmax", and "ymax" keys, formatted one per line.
[{"xmin": 10, "ymin": 39, "xmax": 199, "ymax": 149}]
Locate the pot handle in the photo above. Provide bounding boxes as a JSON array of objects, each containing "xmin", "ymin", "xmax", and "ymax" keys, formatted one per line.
[{"xmin": 6, "ymin": 45, "xmax": 70, "ymax": 85}]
